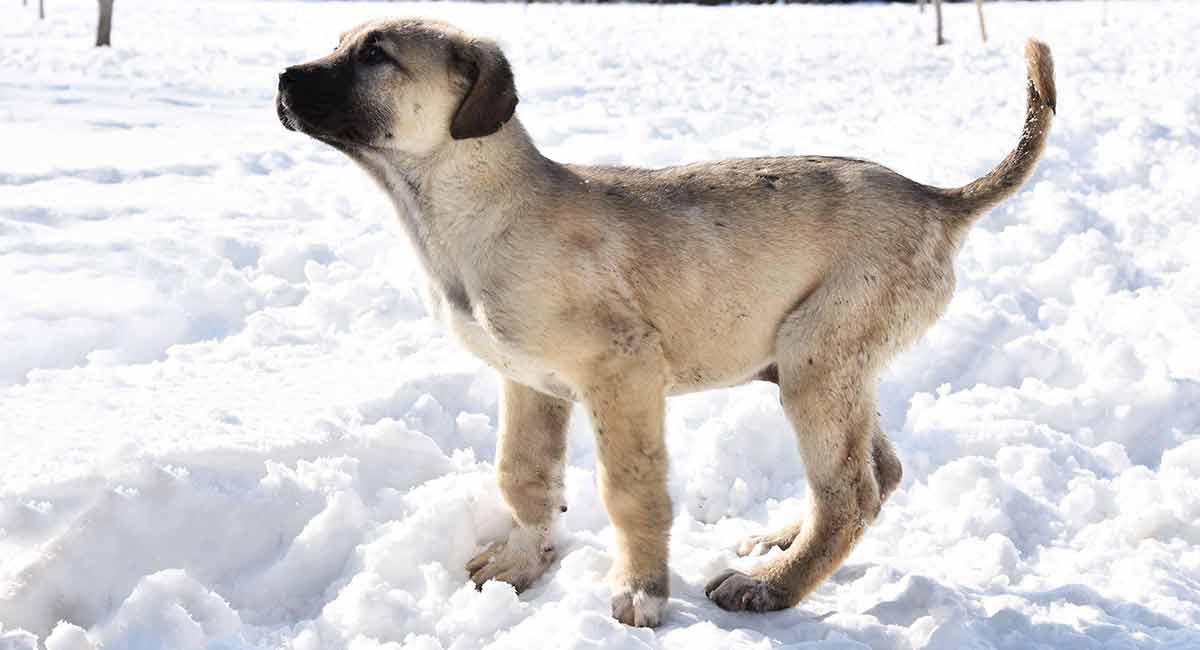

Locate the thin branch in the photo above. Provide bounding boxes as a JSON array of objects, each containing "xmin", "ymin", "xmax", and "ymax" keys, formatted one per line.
[{"xmin": 976, "ymin": 0, "xmax": 988, "ymax": 43}]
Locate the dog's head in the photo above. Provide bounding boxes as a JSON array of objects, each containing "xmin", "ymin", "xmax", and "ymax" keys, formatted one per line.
[{"xmin": 276, "ymin": 19, "xmax": 518, "ymax": 155}]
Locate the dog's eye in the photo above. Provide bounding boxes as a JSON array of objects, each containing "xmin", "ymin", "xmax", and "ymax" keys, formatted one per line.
[{"xmin": 359, "ymin": 45, "xmax": 388, "ymax": 65}]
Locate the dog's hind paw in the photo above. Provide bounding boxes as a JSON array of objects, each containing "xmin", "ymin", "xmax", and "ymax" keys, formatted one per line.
[
  {"xmin": 735, "ymin": 522, "xmax": 803, "ymax": 557},
  {"xmin": 704, "ymin": 569, "xmax": 792, "ymax": 612}
]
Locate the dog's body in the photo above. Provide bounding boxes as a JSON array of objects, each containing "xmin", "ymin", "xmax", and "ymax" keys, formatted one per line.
[{"xmin": 278, "ymin": 19, "xmax": 1055, "ymax": 627}]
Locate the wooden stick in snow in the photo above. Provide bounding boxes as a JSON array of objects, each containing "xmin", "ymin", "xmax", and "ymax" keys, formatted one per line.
[
  {"xmin": 96, "ymin": 0, "xmax": 114, "ymax": 47},
  {"xmin": 976, "ymin": 0, "xmax": 988, "ymax": 43},
  {"xmin": 934, "ymin": 0, "xmax": 944, "ymax": 46}
]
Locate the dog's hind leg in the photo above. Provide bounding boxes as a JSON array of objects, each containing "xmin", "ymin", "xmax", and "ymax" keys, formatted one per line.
[
  {"xmin": 736, "ymin": 426, "xmax": 901, "ymax": 557},
  {"xmin": 707, "ymin": 283, "xmax": 897, "ymax": 611},
  {"xmin": 468, "ymin": 379, "xmax": 571, "ymax": 592},
  {"xmin": 872, "ymin": 425, "xmax": 903, "ymax": 501}
]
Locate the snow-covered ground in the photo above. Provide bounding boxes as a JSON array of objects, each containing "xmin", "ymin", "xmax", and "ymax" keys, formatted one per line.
[{"xmin": 2, "ymin": 0, "xmax": 1198, "ymax": 648}]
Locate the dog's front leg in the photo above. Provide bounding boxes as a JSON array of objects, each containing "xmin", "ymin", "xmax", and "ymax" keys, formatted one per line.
[
  {"xmin": 582, "ymin": 341, "xmax": 671, "ymax": 628},
  {"xmin": 468, "ymin": 379, "xmax": 571, "ymax": 592}
]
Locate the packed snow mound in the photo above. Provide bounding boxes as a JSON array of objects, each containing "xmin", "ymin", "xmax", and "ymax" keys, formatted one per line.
[{"xmin": 2, "ymin": 1, "xmax": 1198, "ymax": 648}]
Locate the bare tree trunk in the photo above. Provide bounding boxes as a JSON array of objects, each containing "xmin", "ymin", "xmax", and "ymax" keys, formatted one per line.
[
  {"xmin": 96, "ymin": 0, "xmax": 113, "ymax": 47},
  {"xmin": 975, "ymin": 0, "xmax": 988, "ymax": 42},
  {"xmin": 919, "ymin": 0, "xmax": 926, "ymax": 15},
  {"xmin": 934, "ymin": 0, "xmax": 944, "ymax": 46},
  {"xmin": 38, "ymin": 0, "xmax": 44, "ymax": 20}
]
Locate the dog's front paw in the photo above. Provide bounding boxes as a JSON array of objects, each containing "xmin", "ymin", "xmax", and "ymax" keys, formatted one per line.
[
  {"xmin": 466, "ymin": 527, "xmax": 555, "ymax": 593},
  {"xmin": 704, "ymin": 569, "xmax": 792, "ymax": 612},
  {"xmin": 611, "ymin": 581, "xmax": 668, "ymax": 628}
]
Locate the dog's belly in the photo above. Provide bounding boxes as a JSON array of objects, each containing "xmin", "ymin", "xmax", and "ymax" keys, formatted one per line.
[
  {"xmin": 646, "ymin": 280, "xmax": 790, "ymax": 395},
  {"xmin": 432, "ymin": 282, "xmax": 781, "ymax": 401},
  {"xmin": 661, "ymin": 322, "xmax": 778, "ymax": 395}
]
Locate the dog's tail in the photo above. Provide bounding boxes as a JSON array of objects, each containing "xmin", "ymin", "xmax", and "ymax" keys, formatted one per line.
[{"xmin": 938, "ymin": 39, "xmax": 1056, "ymax": 235}]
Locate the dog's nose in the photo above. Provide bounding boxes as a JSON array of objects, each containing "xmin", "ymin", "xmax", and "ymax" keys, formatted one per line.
[{"xmin": 278, "ymin": 67, "xmax": 301, "ymax": 89}]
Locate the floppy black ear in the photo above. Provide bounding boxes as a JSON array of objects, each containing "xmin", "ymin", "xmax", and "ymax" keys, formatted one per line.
[{"xmin": 450, "ymin": 39, "xmax": 518, "ymax": 140}]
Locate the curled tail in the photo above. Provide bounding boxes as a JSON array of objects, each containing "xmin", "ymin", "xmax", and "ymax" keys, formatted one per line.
[{"xmin": 940, "ymin": 39, "xmax": 1056, "ymax": 234}]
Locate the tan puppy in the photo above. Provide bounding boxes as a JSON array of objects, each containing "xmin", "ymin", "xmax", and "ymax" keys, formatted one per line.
[{"xmin": 277, "ymin": 19, "xmax": 1055, "ymax": 627}]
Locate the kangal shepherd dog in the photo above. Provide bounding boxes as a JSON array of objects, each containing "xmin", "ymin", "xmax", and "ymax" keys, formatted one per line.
[{"xmin": 277, "ymin": 19, "xmax": 1055, "ymax": 627}]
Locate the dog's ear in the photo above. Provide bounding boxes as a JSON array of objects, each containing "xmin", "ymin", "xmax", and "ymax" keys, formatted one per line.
[{"xmin": 449, "ymin": 39, "xmax": 518, "ymax": 140}]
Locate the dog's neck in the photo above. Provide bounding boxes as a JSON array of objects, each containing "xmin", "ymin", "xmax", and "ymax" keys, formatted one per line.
[
  {"xmin": 358, "ymin": 117, "xmax": 548, "ymax": 225},
  {"xmin": 351, "ymin": 117, "xmax": 556, "ymax": 306}
]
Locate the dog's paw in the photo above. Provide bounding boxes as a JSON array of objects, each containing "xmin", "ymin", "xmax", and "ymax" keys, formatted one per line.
[
  {"xmin": 611, "ymin": 584, "xmax": 667, "ymax": 628},
  {"xmin": 735, "ymin": 524, "xmax": 801, "ymax": 557},
  {"xmin": 704, "ymin": 569, "xmax": 792, "ymax": 612},
  {"xmin": 466, "ymin": 528, "xmax": 555, "ymax": 593}
]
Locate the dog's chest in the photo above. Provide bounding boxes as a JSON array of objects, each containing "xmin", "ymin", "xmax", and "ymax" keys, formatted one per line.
[{"xmin": 432, "ymin": 287, "xmax": 577, "ymax": 401}]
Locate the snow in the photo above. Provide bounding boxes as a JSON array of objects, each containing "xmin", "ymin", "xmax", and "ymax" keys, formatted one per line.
[{"xmin": 1, "ymin": 0, "xmax": 1198, "ymax": 648}]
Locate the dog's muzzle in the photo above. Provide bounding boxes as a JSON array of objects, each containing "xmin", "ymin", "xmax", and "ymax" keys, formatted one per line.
[
  {"xmin": 276, "ymin": 67, "xmax": 304, "ymax": 132},
  {"xmin": 274, "ymin": 64, "xmax": 355, "ymax": 138},
  {"xmin": 276, "ymin": 95, "xmax": 298, "ymax": 132}
]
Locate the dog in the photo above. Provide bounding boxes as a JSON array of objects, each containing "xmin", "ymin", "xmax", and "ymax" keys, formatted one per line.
[{"xmin": 277, "ymin": 18, "xmax": 1055, "ymax": 627}]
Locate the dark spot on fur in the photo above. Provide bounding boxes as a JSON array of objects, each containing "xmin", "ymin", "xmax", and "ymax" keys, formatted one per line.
[
  {"xmin": 444, "ymin": 281, "xmax": 471, "ymax": 314},
  {"xmin": 715, "ymin": 221, "xmax": 727, "ymax": 228},
  {"xmin": 568, "ymin": 230, "xmax": 600, "ymax": 252},
  {"xmin": 757, "ymin": 173, "xmax": 781, "ymax": 190}
]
